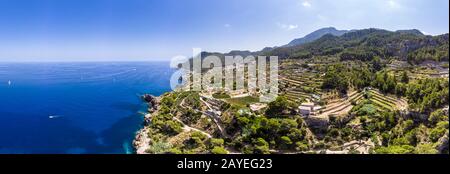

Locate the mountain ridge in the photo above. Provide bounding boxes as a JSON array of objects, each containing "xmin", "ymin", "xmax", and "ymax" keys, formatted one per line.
[
  {"xmin": 194, "ymin": 27, "xmax": 448, "ymax": 64},
  {"xmin": 284, "ymin": 27, "xmax": 349, "ymax": 47}
]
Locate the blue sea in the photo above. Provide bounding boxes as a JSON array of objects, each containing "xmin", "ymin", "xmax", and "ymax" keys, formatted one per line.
[{"xmin": 0, "ymin": 62, "xmax": 174, "ymax": 154}]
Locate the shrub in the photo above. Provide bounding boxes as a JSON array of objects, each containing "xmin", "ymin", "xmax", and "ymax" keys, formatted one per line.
[
  {"xmin": 210, "ymin": 138, "xmax": 225, "ymax": 148},
  {"xmin": 295, "ymin": 142, "xmax": 309, "ymax": 151},
  {"xmin": 375, "ymin": 145, "xmax": 415, "ymax": 154},
  {"xmin": 414, "ymin": 143, "xmax": 438, "ymax": 154},
  {"xmin": 211, "ymin": 146, "xmax": 228, "ymax": 154}
]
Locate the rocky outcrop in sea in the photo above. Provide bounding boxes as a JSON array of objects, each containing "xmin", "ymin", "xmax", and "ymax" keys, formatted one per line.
[{"xmin": 142, "ymin": 94, "xmax": 159, "ymax": 112}]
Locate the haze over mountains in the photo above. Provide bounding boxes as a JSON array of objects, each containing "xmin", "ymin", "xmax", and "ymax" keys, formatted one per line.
[
  {"xmin": 199, "ymin": 27, "xmax": 447, "ymax": 64},
  {"xmin": 201, "ymin": 27, "xmax": 351, "ymax": 57}
]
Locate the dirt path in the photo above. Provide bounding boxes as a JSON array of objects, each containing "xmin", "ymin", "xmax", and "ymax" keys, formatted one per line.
[
  {"xmin": 178, "ymin": 96, "xmax": 227, "ymax": 138},
  {"xmin": 199, "ymin": 96, "xmax": 231, "ymax": 138},
  {"xmin": 172, "ymin": 117, "xmax": 212, "ymax": 138}
]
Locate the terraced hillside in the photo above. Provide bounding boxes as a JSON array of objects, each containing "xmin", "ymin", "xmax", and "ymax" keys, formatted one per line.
[
  {"xmin": 315, "ymin": 90, "xmax": 364, "ymax": 118},
  {"xmin": 367, "ymin": 89, "xmax": 408, "ymax": 111},
  {"xmin": 280, "ymin": 70, "xmax": 323, "ymax": 104},
  {"xmin": 387, "ymin": 60, "xmax": 449, "ymax": 81}
]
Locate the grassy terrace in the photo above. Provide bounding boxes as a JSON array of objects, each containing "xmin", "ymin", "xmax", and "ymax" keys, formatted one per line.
[
  {"xmin": 279, "ymin": 67, "xmax": 324, "ymax": 105},
  {"xmin": 284, "ymin": 94, "xmax": 309, "ymax": 98},
  {"xmin": 370, "ymin": 90, "xmax": 399, "ymax": 104},
  {"xmin": 224, "ymin": 96, "xmax": 260, "ymax": 108},
  {"xmin": 281, "ymin": 75, "xmax": 323, "ymax": 85},
  {"xmin": 370, "ymin": 97, "xmax": 394, "ymax": 111},
  {"xmin": 280, "ymin": 78, "xmax": 303, "ymax": 86},
  {"xmin": 284, "ymin": 93, "xmax": 310, "ymax": 103},
  {"xmin": 367, "ymin": 90, "xmax": 397, "ymax": 111},
  {"xmin": 282, "ymin": 88, "xmax": 320, "ymax": 104},
  {"xmin": 313, "ymin": 90, "xmax": 364, "ymax": 117},
  {"xmin": 371, "ymin": 93, "xmax": 396, "ymax": 107},
  {"xmin": 212, "ymin": 92, "xmax": 231, "ymax": 99},
  {"xmin": 320, "ymin": 92, "xmax": 363, "ymax": 113},
  {"xmin": 349, "ymin": 93, "xmax": 364, "ymax": 105}
]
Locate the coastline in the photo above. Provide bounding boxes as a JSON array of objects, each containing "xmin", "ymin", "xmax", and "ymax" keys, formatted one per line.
[
  {"xmin": 133, "ymin": 95, "xmax": 161, "ymax": 154},
  {"xmin": 133, "ymin": 115, "xmax": 152, "ymax": 154}
]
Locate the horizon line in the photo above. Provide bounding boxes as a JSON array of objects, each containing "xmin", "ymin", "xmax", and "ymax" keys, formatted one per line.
[{"xmin": 0, "ymin": 59, "xmax": 171, "ymax": 63}]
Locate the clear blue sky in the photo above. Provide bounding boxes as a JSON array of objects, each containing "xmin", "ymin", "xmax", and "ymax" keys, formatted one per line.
[{"xmin": 0, "ymin": 0, "xmax": 448, "ymax": 62}]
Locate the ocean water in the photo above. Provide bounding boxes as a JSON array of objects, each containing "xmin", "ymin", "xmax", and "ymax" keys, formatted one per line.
[{"xmin": 0, "ymin": 62, "xmax": 174, "ymax": 154}]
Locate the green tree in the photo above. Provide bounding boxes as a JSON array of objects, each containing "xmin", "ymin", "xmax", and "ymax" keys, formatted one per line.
[
  {"xmin": 160, "ymin": 120, "xmax": 182, "ymax": 136},
  {"xmin": 295, "ymin": 142, "xmax": 309, "ymax": 151},
  {"xmin": 280, "ymin": 136, "xmax": 293, "ymax": 149},
  {"xmin": 210, "ymin": 138, "xmax": 225, "ymax": 148},
  {"xmin": 253, "ymin": 138, "xmax": 270, "ymax": 154},
  {"xmin": 211, "ymin": 146, "xmax": 228, "ymax": 154},
  {"xmin": 370, "ymin": 56, "xmax": 382, "ymax": 71},
  {"xmin": 265, "ymin": 96, "xmax": 294, "ymax": 118},
  {"xmin": 400, "ymin": 71, "xmax": 409, "ymax": 83},
  {"xmin": 429, "ymin": 109, "xmax": 447, "ymax": 125},
  {"xmin": 321, "ymin": 66, "xmax": 349, "ymax": 94},
  {"xmin": 414, "ymin": 143, "xmax": 438, "ymax": 154},
  {"xmin": 375, "ymin": 145, "xmax": 415, "ymax": 154}
]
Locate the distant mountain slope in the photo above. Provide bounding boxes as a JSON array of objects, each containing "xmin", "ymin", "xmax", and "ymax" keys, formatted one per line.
[
  {"xmin": 195, "ymin": 27, "xmax": 350, "ymax": 59},
  {"xmin": 284, "ymin": 27, "xmax": 349, "ymax": 47},
  {"xmin": 192, "ymin": 28, "xmax": 448, "ymax": 64},
  {"xmin": 266, "ymin": 28, "xmax": 449, "ymax": 63},
  {"xmin": 395, "ymin": 29, "xmax": 424, "ymax": 36}
]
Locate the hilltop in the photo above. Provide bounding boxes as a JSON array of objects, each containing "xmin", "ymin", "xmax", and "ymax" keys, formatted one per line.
[{"xmin": 284, "ymin": 27, "xmax": 349, "ymax": 47}]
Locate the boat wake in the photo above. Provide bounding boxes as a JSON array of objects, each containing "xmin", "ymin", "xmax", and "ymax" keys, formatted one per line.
[{"xmin": 48, "ymin": 115, "xmax": 63, "ymax": 119}]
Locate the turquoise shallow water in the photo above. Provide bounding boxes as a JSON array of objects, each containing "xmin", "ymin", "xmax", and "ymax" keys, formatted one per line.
[{"xmin": 0, "ymin": 62, "xmax": 174, "ymax": 154}]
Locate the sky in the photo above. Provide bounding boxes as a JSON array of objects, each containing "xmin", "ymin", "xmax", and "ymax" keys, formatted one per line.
[{"xmin": 0, "ymin": 0, "xmax": 448, "ymax": 62}]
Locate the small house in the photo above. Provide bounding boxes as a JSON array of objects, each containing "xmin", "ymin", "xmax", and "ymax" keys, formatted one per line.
[{"xmin": 299, "ymin": 102, "xmax": 315, "ymax": 116}]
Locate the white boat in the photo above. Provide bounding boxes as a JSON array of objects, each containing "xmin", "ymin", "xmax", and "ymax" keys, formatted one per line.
[{"xmin": 49, "ymin": 115, "xmax": 62, "ymax": 119}]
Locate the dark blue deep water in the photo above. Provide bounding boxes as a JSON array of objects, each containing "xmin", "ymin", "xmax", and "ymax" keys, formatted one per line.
[{"xmin": 0, "ymin": 62, "xmax": 174, "ymax": 154}]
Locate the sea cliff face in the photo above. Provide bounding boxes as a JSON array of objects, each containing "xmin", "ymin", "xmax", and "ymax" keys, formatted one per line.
[
  {"xmin": 142, "ymin": 94, "xmax": 159, "ymax": 113},
  {"xmin": 133, "ymin": 95, "xmax": 161, "ymax": 154},
  {"xmin": 134, "ymin": 122, "xmax": 151, "ymax": 154}
]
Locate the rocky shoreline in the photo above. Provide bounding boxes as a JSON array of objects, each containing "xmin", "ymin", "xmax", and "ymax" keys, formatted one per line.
[{"xmin": 133, "ymin": 94, "xmax": 160, "ymax": 154}]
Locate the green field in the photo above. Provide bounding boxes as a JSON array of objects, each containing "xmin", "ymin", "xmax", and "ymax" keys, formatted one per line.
[
  {"xmin": 212, "ymin": 92, "xmax": 231, "ymax": 99},
  {"xmin": 225, "ymin": 96, "xmax": 260, "ymax": 108}
]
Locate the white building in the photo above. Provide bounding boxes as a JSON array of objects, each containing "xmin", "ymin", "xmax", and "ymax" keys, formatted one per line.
[
  {"xmin": 250, "ymin": 103, "xmax": 267, "ymax": 112},
  {"xmin": 299, "ymin": 102, "xmax": 315, "ymax": 116}
]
